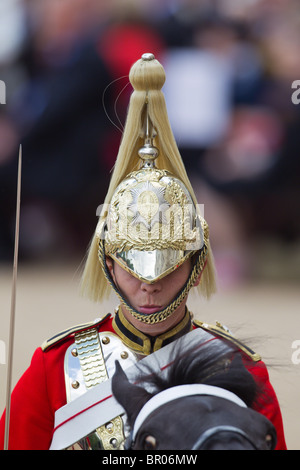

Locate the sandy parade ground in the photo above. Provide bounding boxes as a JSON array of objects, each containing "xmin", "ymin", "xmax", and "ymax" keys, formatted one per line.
[{"xmin": 0, "ymin": 260, "xmax": 299, "ymax": 450}]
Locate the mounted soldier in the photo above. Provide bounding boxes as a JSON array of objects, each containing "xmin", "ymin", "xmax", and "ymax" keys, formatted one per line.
[{"xmin": 0, "ymin": 54, "xmax": 286, "ymax": 450}]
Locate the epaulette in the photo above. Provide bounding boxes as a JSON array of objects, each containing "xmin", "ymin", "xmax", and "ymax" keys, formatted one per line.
[
  {"xmin": 193, "ymin": 319, "xmax": 261, "ymax": 362},
  {"xmin": 41, "ymin": 314, "xmax": 112, "ymax": 352}
]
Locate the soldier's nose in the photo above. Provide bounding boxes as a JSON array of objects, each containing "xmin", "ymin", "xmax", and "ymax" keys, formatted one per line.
[{"xmin": 140, "ymin": 281, "xmax": 162, "ymax": 294}]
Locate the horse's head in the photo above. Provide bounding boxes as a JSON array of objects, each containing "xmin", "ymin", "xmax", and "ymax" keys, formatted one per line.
[{"xmin": 112, "ymin": 345, "xmax": 277, "ymax": 450}]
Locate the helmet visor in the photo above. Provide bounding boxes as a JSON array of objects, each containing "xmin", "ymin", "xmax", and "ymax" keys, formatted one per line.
[{"xmin": 110, "ymin": 248, "xmax": 195, "ymax": 284}]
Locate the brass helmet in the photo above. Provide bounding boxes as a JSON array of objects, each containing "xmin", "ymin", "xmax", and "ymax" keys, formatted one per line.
[{"xmin": 81, "ymin": 53, "xmax": 216, "ymax": 324}]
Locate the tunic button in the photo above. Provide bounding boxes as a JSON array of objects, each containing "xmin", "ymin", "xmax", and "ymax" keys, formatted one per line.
[
  {"xmin": 110, "ymin": 438, "xmax": 118, "ymax": 448},
  {"xmin": 71, "ymin": 380, "xmax": 80, "ymax": 389}
]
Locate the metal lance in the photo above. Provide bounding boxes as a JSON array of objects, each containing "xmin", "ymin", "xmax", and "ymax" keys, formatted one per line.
[{"xmin": 4, "ymin": 145, "xmax": 22, "ymax": 450}]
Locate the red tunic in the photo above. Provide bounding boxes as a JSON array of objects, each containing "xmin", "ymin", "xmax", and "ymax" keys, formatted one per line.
[{"xmin": 0, "ymin": 314, "xmax": 287, "ymax": 450}]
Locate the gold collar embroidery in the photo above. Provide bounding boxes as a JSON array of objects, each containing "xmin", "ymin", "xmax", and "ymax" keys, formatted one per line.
[{"xmin": 112, "ymin": 306, "xmax": 193, "ymax": 356}]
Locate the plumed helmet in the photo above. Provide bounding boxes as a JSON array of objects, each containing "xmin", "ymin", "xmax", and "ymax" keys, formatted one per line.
[
  {"xmin": 81, "ymin": 53, "xmax": 216, "ymax": 324},
  {"xmin": 100, "ymin": 114, "xmax": 209, "ymax": 284}
]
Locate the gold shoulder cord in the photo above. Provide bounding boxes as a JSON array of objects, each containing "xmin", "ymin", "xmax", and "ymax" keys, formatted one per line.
[
  {"xmin": 73, "ymin": 328, "xmax": 125, "ymax": 450},
  {"xmin": 194, "ymin": 320, "xmax": 261, "ymax": 362},
  {"xmin": 41, "ymin": 315, "xmax": 111, "ymax": 351}
]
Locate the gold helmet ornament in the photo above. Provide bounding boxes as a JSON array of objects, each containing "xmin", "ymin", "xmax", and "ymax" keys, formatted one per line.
[{"xmin": 81, "ymin": 53, "xmax": 216, "ymax": 324}]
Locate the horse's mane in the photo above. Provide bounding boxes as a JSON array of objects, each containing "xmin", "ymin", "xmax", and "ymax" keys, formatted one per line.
[{"xmin": 136, "ymin": 341, "xmax": 261, "ymax": 408}]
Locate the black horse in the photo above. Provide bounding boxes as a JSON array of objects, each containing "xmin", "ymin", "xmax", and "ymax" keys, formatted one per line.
[{"xmin": 112, "ymin": 341, "xmax": 277, "ymax": 450}]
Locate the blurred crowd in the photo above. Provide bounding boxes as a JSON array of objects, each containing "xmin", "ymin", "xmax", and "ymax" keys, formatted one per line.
[{"xmin": 0, "ymin": 0, "xmax": 299, "ymax": 284}]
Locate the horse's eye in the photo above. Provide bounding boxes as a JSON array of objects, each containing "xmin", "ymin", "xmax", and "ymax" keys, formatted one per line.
[
  {"xmin": 143, "ymin": 435, "xmax": 157, "ymax": 450},
  {"xmin": 265, "ymin": 434, "xmax": 274, "ymax": 449}
]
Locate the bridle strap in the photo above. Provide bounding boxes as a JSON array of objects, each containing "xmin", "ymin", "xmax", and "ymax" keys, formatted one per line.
[
  {"xmin": 132, "ymin": 384, "xmax": 247, "ymax": 442},
  {"xmin": 191, "ymin": 425, "xmax": 258, "ymax": 450}
]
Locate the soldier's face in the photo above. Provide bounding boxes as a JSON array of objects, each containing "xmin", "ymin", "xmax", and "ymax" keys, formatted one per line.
[{"xmin": 106, "ymin": 257, "xmax": 199, "ymax": 336}]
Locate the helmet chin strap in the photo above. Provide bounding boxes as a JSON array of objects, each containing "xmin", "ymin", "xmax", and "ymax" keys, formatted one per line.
[{"xmin": 98, "ymin": 238, "xmax": 207, "ymax": 324}]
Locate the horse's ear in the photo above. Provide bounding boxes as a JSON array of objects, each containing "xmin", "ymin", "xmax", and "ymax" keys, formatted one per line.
[{"xmin": 112, "ymin": 361, "xmax": 153, "ymax": 426}]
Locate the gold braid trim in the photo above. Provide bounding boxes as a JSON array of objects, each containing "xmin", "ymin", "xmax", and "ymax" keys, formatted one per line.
[
  {"xmin": 98, "ymin": 238, "xmax": 207, "ymax": 324},
  {"xmin": 105, "ymin": 238, "xmax": 196, "ymax": 255}
]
